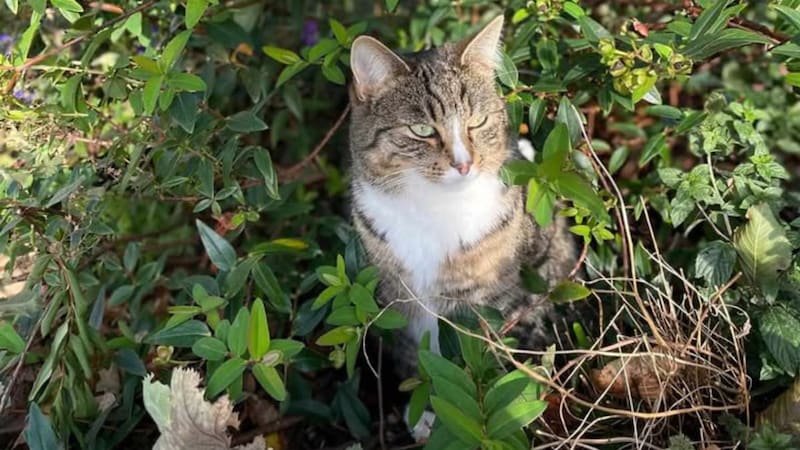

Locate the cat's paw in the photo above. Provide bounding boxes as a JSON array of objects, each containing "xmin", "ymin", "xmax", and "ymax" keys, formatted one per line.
[{"xmin": 403, "ymin": 403, "xmax": 436, "ymax": 442}]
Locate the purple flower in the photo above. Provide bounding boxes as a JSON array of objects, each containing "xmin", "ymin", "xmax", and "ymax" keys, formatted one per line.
[
  {"xmin": 301, "ymin": 20, "xmax": 319, "ymax": 47},
  {"xmin": 13, "ymin": 89, "xmax": 35, "ymax": 104},
  {"xmin": 0, "ymin": 34, "xmax": 14, "ymax": 57}
]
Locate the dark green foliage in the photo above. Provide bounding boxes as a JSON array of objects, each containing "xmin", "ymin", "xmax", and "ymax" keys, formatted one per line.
[{"xmin": 0, "ymin": 0, "xmax": 799, "ymax": 448}]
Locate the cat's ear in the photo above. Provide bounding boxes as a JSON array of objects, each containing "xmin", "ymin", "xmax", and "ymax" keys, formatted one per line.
[
  {"xmin": 350, "ymin": 36, "xmax": 410, "ymax": 101},
  {"xmin": 459, "ymin": 15, "xmax": 504, "ymax": 73}
]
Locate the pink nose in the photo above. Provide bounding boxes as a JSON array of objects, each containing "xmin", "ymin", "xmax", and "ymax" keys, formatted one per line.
[{"xmin": 452, "ymin": 161, "xmax": 472, "ymax": 176}]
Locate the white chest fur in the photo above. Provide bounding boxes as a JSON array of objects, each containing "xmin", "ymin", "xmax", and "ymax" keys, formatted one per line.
[{"xmin": 355, "ymin": 173, "xmax": 507, "ymax": 296}]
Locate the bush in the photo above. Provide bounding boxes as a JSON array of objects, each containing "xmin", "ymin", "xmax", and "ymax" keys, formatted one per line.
[{"xmin": 1, "ymin": 0, "xmax": 799, "ymax": 449}]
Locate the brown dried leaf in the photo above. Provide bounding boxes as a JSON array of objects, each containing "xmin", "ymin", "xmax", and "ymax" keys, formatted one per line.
[
  {"xmin": 590, "ymin": 351, "xmax": 683, "ymax": 401},
  {"xmin": 144, "ymin": 368, "xmax": 266, "ymax": 450}
]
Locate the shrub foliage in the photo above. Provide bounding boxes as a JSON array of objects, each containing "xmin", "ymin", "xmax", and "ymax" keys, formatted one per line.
[{"xmin": 1, "ymin": 0, "xmax": 800, "ymax": 449}]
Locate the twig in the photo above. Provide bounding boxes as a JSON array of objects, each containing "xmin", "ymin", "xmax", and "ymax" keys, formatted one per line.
[
  {"xmin": 2, "ymin": 0, "xmax": 159, "ymax": 93},
  {"xmin": 0, "ymin": 313, "xmax": 44, "ymax": 414},
  {"xmin": 568, "ymin": 241, "xmax": 589, "ymax": 279},
  {"xmin": 278, "ymin": 103, "xmax": 351, "ymax": 181},
  {"xmin": 378, "ymin": 337, "xmax": 387, "ymax": 450}
]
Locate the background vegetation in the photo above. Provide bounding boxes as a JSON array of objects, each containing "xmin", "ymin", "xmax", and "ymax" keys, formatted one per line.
[{"xmin": 1, "ymin": 0, "xmax": 799, "ymax": 449}]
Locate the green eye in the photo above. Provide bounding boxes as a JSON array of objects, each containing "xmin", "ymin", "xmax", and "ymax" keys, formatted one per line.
[
  {"xmin": 468, "ymin": 114, "xmax": 488, "ymax": 129},
  {"xmin": 409, "ymin": 124, "xmax": 436, "ymax": 138}
]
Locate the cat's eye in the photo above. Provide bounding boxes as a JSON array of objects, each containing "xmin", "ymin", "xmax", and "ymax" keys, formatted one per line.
[
  {"xmin": 468, "ymin": 114, "xmax": 488, "ymax": 129},
  {"xmin": 409, "ymin": 124, "xmax": 436, "ymax": 138}
]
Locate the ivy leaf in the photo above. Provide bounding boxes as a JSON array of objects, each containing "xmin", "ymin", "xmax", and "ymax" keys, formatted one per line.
[
  {"xmin": 694, "ymin": 241, "xmax": 737, "ymax": 287},
  {"xmin": 759, "ymin": 306, "xmax": 800, "ymax": 375},
  {"xmin": 196, "ymin": 220, "xmax": 237, "ymax": 272},
  {"xmin": 733, "ymin": 204, "xmax": 792, "ymax": 300}
]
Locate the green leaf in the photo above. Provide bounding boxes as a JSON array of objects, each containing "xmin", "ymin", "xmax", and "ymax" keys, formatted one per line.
[
  {"xmin": 321, "ymin": 63, "xmax": 345, "ymax": 85},
  {"xmin": 252, "ymin": 263, "xmax": 291, "ymax": 313},
  {"xmin": 161, "ymin": 30, "xmax": 191, "ymax": 70},
  {"xmin": 484, "ymin": 376, "xmax": 530, "ymax": 416},
  {"xmin": 0, "ymin": 323, "xmax": 25, "ymax": 353},
  {"xmin": 786, "ymin": 73, "xmax": 800, "ymax": 88},
  {"xmin": 253, "ymin": 147, "xmax": 279, "ymax": 199},
  {"xmin": 142, "ymin": 74, "xmax": 163, "ymax": 115},
  {"xmin": 418, "ymin": 350, "xmax": 477, "ymax": 397},
  {"xmin": 549, "ymin": 281, "xmax": 591, "ymax": 303},
  {"xmin": 554, "ymin": 172, "xmax": 606, "ymax": 221},
  {"xmin": 330, "ymin": 19, "xmax": 349, "ymax": 45},
  {"xmin": 385, "ymin": 0, "xmax": 399, "ymax": 12},
  {"xmin": 206, "ymin": 357, "xmax": 247, "ymax": 398},
  {"xmin": 252, "ymin": 363, "xmax": 287, "ymax": 401},
  {"xmin": 373, "ymin": 309, "xmax": 408, "ymax": 329},
  {"xmin": 185, "ymin": 0, "xmax": 209, "ymax": 28},
  {"xmin": 639, "ymin": 133, "xmax": 666, "ymax": 166},
  {"xmin": 407, "ymin": 382, "xmax": 430, "ymax": 428},
  {"xmin": 313, "ymin": 285, "xmax": 344, "ymax": 310},
  {"xmin": 308, "ymin": 38, "xmax": 339, "ymax": 62},
  {"xmin": 316, "ymin": 325, "xmax": 357, "ymax": 346},
  {"xmin": 733, "ymin": 204, "xmax": 792, "ymax": 300},
  {"xmin": 168, "ymin": 73, "xmax": 206, "ymax": 92},
  {"xmin": 683, "ymin": 28, "xmax": 772, "ymax": 60},
  {"xmin": 170, "ymin": 92, "xmax": 200, "ymax": 133},
  {"xmin": 196, "ymin": 220, "xmax": 237, "ymax": 272},
  {"xmin": 578, "ymin": 15, "xmax": 612, "ymax": 42},
  {"xmin": 350, "ymin": 284, "xmax": 379, "ymax": 314},
  {"xmin": 51, "ymin": 0, "xmax": 82, "ymax": 12},
  {"xmin": 24, "ymin": 403, "xmax": 62, "ymax": 450},
  {"xmin": 540, "ymin": 123, "xmax": 570, "ymax": 178},
  {"xmin": 269, "ymin": 339, "xmax": 305, "ymax": 360},
  {"xmin": 132, "ymin": 56, "xmax": 161, "ymax": 74},
  {"xmin": 486, "ymin": 400, "xmax": 547, "ymax": 439},
  {"xmin": 528, "ymin": 98, "xmax": 546, "ymax": 136},
  {"xmin": 326, "ymin": 306, "xmax": 359, "ymax": 325},
  {"xmin": 759, "ymin": 307, "xmax": 800, "ymax": 375},
  {"xmin": 227, "ymin": 111, "xmax": 268, "ymax": 133},
  {"xmin": 431, "ymin": 376, "xmax": 482, "ymax": 422},
  {"xmin": 694, "ymin": 241, "xmax": 737, "ymax": 287},
  {"xmin": 497, "ymin": 51, "xmax": 518, "ymax": 88},
  {"xmin": 526, "ymin": 178, "xmax": 555, "ymax": 227},
  {"xmin": 775, "ymin": 5, "xmax": 800, "ymax": 31},
  {"xmin": 647, "ymin": 105, "xmax": 684, "ymax": 120},
  {"xmin": 608, "ymin": 146, "xmax": 629, "ymax": 175},
  {"xmin": 248, "ymin": 298, "xmax": 270, "ymax": 360},
  {"xmin": 263, "ymin": 46, "xmax": 301, "ymax": 64},
  {"xmin": 228, "ymin": 307, "xmax": 250, "ymax": 357},
  {"xmin": 689, "ymin": 0, "xmax": 731, "ymax": 41},
  {"xmin": 555, "ymin": 96, "xmax": 583, "ymax": 145},
  {"xmin": 145, "ymin": 320, "xmax": 210, "ymax": 347},
  {"xmin": 276, "ymin": 61, "xmax": 310, "ymax": 88},
  {"xmin": 5, "ymin": 0, "xmax": 18, "ymax": 14},
  {"xmin": 191, "ymin": 336, "xmax": 228, "ymax": 361},
  {"xmin": 429, "ymin": 396, "xmax": 483, "ymax": 445}
]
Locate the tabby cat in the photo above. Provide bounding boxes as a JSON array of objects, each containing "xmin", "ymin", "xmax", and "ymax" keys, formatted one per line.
[{"xmin": 348, "ymin": 16, "xmax": 577, "ymax": 375}]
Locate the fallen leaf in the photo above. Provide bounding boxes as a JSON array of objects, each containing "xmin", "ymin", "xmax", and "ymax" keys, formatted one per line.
[{"xmin": 143, "ymin": 367, "xmax": 266, "ymax": 450}]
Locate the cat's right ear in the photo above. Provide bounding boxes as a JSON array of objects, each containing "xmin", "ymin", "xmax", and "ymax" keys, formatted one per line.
[{"xmin": 350, "ymin": 36, "xmax": 410, "ymax": 101}]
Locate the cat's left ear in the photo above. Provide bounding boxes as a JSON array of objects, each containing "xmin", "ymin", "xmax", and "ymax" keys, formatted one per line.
[{"xmin": 459, "ymin": 15, "xmax": 505, "ymax": 74}]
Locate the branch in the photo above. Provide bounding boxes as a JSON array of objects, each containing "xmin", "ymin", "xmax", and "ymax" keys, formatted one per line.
[
  {"xmin": 278, "ymin": 103, "xmax": 351, "ymax": 181},
  {"xmin": 2, "ymin": 0, "xmax": 159, "ymax": 93}
]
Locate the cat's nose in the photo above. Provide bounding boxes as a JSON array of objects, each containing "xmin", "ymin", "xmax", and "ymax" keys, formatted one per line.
[{"xmin": 451, "ymin": 160, "xmax": 472, "ymax": 176}]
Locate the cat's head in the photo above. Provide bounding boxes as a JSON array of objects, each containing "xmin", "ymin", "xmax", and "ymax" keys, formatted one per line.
[{"xmin": 348, "ymin": 16, "xmax": 509, "ymax": 189}]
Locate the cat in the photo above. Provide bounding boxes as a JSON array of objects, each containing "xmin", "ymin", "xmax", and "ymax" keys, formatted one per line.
[{"xmin": 347, "ymin": 15, "xmax": 578, "ymax": 377}]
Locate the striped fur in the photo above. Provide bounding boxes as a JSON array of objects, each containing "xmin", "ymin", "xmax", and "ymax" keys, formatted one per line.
[{"xmin": 348, "ymin": 17, "xmax": 578, "ymax": 376}]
